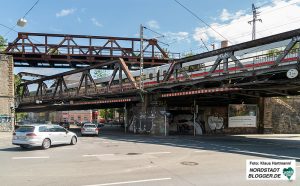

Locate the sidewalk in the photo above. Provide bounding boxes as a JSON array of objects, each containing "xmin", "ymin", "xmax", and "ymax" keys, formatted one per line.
[
  {"xmin": 233, "ymin": 134, "xmax": 300, "ymax": 141},
  {"xmin": 0, "ymin": 132, "xmax": 13, "ymax": 139}
]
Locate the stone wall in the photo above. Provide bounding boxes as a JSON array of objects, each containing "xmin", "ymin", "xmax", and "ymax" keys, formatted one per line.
[
  {"xmin": 267, "ymin": 97, "xmax": 300, "ymax": 133},
  {"xmin": 0, "ymin": 55, "xmax": 14, "ymax": 132},
  {"xmin": 201, "ymin": 106, "xmax": 258, "ymax": 134}
]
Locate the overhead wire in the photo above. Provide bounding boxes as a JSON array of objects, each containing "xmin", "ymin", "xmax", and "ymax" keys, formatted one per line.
[
  {"xmin": 166, "ymin": 0, "xmax": 300, "ymax": 49},
  {"xmin": 173, "ymin": 0, "xmax": 230, "ymax": 43},
  {"xmin": 4, "ymin": 0, "xmax": 40, "ymax": 38}
]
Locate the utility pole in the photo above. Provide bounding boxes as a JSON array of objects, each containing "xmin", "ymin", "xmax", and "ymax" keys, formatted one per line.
[
  {"xmin": 140, "ymin": 24, "xmax": 144, "ymax": 91},
  {"xmin": 248, "ymin": 3, "xmax": 262, "ymax": 40}
]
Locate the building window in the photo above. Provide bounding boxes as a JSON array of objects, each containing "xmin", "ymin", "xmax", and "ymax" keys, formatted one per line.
[
  {"xmin": 77, "ymin": 116, "xmax": 81, "ymax": 122},
  {"xmin": 84, "ymin": 116, "xmax": 88, "ymax": 121}
]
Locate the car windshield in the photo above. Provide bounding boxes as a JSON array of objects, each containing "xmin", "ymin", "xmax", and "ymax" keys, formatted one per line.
[
  {"xmin": 84, "ymin": 124, "xmax": 96, "ymax": 128},
  {"xmin": 15, "ymin": 126, "xmax": 35, "ymax": 132}
]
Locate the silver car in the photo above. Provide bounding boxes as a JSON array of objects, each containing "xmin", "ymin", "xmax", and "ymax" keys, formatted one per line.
[
  {"xmin": 12, "ymin": 124, "xmax": 77, "ymax": 149},
  {"xmin": 81, "ymin": 123, "xmax": 99, "ymax": 136}
]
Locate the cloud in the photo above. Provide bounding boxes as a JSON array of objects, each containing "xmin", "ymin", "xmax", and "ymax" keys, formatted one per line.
[
  {"xmin": 193, "ymin": 0, "xmax": 300, "ymax": 45},
  {"xmin": 220, "ymin": 9, "xmax": 245, "ymax": 22},
  {"xmin": 91, "ymin": 17, "xmax": 103, "ymax": 27},
  {"xmin": 165, "ymin": 31, "xmax": 190, "ymax": 44},
  {"xmin": 147, "ymin": 20, "xmax": 160, "ymax": 29},
  {"xmin": 56, "ymin": 8, "xmax": 76, "ymax": 17},
  {"xmin": 77, "ymin": 17, "xmax": 82, "ymax": 23}
]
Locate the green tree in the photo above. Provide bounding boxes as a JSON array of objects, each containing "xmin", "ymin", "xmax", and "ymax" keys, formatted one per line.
[
  {"xmin": 0, "ymin": 35, "xmax": 7, "ymax": 52},
  {"xmin": 266, "ymin": 49, "xmax": 280, "ymax": 57},
  {"xmin": 94, "ymin": 69, "xmax": 108, "ymax": 78},
  {"xmin": 99, "ymin": 108, "xmax": 115, "ymax": 120},
  {"xmin": 14, "ymin": 75, "xmax": 28, "ymax": 121},
  {"xmin": 14, "ymin": 75, "xmax": 23, "ymax": 97}
]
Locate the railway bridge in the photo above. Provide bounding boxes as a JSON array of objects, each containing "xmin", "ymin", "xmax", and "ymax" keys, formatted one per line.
[{"xmin": 3, "ymin": 28, "xmax": 300, "ymax": 135}]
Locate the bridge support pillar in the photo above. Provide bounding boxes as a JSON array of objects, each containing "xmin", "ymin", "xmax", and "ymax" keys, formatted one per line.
[
  {"xmin": 0, "ymin": 55, "xmax": 14, "ymax": 132},
  {"xmin": 129, "ymin": 94, "xmax": 169, "ymax": 136},
  {"xmin": 261, "ymin": 97, "xmax": 273, "ymax": 134}
]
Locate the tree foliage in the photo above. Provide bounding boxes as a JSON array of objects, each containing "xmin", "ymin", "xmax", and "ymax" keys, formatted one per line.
[
  {"xmin": 14, "ymin": 75, "xmax": 23, "ymax": 97},
  {"xmin": 94, "ymin": 69, "xmax": 109, "ymax": 78},
  {"xmin": 0, "ymin": 35, "xmax": 7, "ymax": 52}
]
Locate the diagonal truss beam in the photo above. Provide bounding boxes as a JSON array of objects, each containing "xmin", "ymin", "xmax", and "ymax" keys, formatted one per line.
[{"xmin": 273, "ymin": 36, "xmax": 300, "ymax": 67}]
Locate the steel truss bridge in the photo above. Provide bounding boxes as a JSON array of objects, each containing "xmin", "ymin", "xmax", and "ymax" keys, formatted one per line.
[
  {"xmin": 4, "ymin": 32, "xmax": 178, "ymax": 69},
  {"xmin": 5, "ymin": 28, "xmax": 300, "ymax": 112}
]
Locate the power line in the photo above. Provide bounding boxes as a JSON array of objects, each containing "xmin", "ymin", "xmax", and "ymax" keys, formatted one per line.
[
  {"xmin": 4, "ymin": 0, "xmax": 40, "ymax": 38},
  {"xmin": 174, "ymin": 0, "xmax": 230, "ymax": 42},
  {"xmin": 169, "ymin": 0, "xmax": 299, "ymax": 46},
  {"xmin": 0, "ymin": 23, "xmax": 18, "ymax": 34},
  {"xmin": 143, "ymin": 26, "xmax": 165, "ymax": 38}
]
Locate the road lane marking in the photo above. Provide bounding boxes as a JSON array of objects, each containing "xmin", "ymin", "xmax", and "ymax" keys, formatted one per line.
[
  {"xmin": 82, "ymin": 154, "xmax": 114, "ymax": 157},
  {"xmin": 144, "ymin": 152, "xmax": 171, "ymax": 155},
  {"xmin": 12, "ymin": 156, "xmax": 49, "ymax": 160},
  {"xmin": 82, "ymin": 177, "xmax": 172, "ymax": 186},
  {"xmin": 230, "ymin": 150, "xmax": 300, "ymax": 159}
]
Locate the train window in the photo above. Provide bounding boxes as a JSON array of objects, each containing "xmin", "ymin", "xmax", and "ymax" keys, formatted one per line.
[
  {"xmin": 149, "ymin": 73, "xmax": 154, "ymax": 80},
  {"xmin": 163, "ymin": 70, "xmax": 167, "ymax": 77},
  {"xmin": 189, "ymin": 64, "xmax": 199, "ymax": 72},
  {"xmin": 188, "ymin": 64, "xmax": 204, "ymax": 72}
]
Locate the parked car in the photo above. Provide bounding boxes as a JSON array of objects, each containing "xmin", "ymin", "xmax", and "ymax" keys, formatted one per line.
[
  {"xmin": 97, "ymin": 123, "xmax": 105, "ymax": 128},
  {"xmin": 12, "ymin": 124, "xmax": 77, "ymax": 149},
  {"xmin": 75, "ymin": 121, "xmax": 82, "ymax": 127},
  {"xmin": 81, "ymin": 123, "xmax": 99, "ymax": 136},
  {"xmin": 59, "ymin": 122, "xmax": 70, "ymax": 130}
]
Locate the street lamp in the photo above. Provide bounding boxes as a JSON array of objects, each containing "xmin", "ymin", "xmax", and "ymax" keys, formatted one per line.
[{"xmin": 17, "ymin": 18, "xmax": 27, "ymax": 27}]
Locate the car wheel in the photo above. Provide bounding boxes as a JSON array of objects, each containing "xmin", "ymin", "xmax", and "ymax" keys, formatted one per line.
[
  {"xmin": 20, "ymin": 144, "xmax": 30, "ymax": 149},
  {"xmin": 42, "ymin": 138, "xmax": 51, "ymax": 149},
  {"xmin": 70, "ymin": 136, "xmax": 77, "ymax": 145}
]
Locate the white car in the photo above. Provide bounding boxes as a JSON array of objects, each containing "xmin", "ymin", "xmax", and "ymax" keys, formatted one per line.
[
  {"xmin": 12, "ymin": 124, "xmax": 77, "ymax": 149},
  {"xmin": 81, "ymin": 123, "xmax": 99, "ymax": 136}
]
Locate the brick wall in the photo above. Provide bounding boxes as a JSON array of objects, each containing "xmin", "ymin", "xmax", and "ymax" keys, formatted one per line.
[{"xmin": 0, "ymin": 55, "xmax": 14, "ymax": 132}]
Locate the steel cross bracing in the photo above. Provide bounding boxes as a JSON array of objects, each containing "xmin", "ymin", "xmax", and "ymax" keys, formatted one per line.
[
  {"xmin": 163, "ymin": 28, "xmax": 300, "ymax": 82},
  {"xmin": 16, "ymin": 28, "xmax": 300, "ymax": 111},
  {"xmin": 17, "ymin": 58, "xmax": 139, "ymax": 107},
  {"xmin": 4, "ymin": 32, "xmax": 179, "ymax": 69}
]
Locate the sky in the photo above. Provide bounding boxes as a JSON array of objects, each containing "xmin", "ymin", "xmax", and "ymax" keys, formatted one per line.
[{"xmin": 0, "ymin": 0, "xmax": 299, "ymax": 75}]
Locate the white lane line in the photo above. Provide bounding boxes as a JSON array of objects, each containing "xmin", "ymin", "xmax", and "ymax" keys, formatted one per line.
[
  {"xmin": 12, "ymin": 156, "xmax": 49, "ymax": 160},
  {"xmin": 82, "ymin": 154, "xmax": 114, "ymax": 157},
  {"xmin": 144, "ymin": 152, "xmax": 171, "ymax": 155},
  {"xmin": 82, "ymin": 177, "xmax": 172, "ymax": 186},
  {"xmin": 230, "ymin": 150, "xmax": 300, "ymax": 159}
]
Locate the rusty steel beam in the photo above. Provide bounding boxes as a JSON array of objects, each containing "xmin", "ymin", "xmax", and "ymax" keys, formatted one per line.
[
  {"xmin": 20, "ymin": 60, "xmax": 119, "ymax": 86},
  {"xmin": 177, "ymin": 28, "xmax": 300, "ymax": 63},
  {"xmin": 4, "ymin": 32, "xmax": 177, "ymax": 68}
]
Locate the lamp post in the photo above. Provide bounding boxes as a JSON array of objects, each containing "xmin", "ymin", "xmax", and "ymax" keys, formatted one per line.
[{"xmin": 140, "ymin": 24, "xmax": 144, "ymax": 91}]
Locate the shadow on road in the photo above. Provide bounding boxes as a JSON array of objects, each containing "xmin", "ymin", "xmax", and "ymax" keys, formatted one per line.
[{"xmin": 89, "ymin": 126, "xmax": 300, "ymax": 162}]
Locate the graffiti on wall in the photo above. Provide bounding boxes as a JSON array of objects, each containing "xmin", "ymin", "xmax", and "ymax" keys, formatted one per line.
[
  {"xmin": 0, "ymin": 115, "xmax": 12, "ymax": 123},
  {"xmin": 129, "ymin": 107, "xmax": 156, "ymax": 134},
  {"xmin": 208, "ymin": 114, "xmax": 224, "ymax": 131}
]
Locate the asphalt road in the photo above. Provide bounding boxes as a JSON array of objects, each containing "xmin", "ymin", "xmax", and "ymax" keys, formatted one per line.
[{"xmin": 0, "ymin": 127, "xmax": 300, "ymax": 186}]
